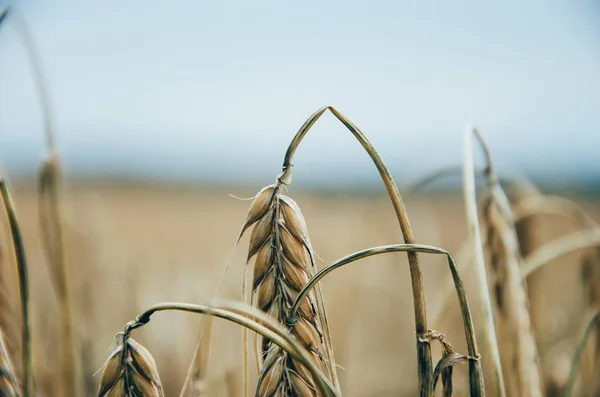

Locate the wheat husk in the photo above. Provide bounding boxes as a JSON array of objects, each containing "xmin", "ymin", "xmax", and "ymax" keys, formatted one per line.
[
  {"xmin": 240, "ymin": 178, "xmax": 332, "ymax": 396},
  {"xmin": 98, "ymin": 336, "xmax": 164, "ymax": 397}
]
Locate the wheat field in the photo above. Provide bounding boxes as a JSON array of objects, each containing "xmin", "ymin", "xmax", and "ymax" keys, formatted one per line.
[{"xmin": 1, "ymin": 179, "xmax": 597, "ymax": 396}]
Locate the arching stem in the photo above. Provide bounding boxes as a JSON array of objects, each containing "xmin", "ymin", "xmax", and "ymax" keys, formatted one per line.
[{"xmin": 282, "ymin": 105, "xmax": 432, "ymax": 395}]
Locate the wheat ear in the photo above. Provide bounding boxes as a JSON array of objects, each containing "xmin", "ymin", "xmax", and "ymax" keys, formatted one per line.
[
  {"xmin": 239, "ymin": 174, "xmax": 333, "ymax": 396},
  {"xmin": 470, "ymin": 127, "xmax": 543, "ymax": 397},
  {"xmin": 97, "ymin": 332, "xmax": 164, "ymax": 397}
]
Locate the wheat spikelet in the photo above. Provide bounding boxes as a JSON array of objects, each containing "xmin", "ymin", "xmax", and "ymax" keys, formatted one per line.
[
  {"xmin": 239, "ymin": 177, "xmax": 332, "ymax": 396},
  {"xmin": 98, "ymin": 335, "xmax": 164, "ymax": 397},
  {"xmin": 484, "ymin": 197, "xmax": 544, "ymax": 397}
]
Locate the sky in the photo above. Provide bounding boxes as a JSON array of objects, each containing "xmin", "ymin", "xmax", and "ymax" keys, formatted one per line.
[{"xmin": 0, "ymin": 0, "xmax": 599, "ymax": 189}]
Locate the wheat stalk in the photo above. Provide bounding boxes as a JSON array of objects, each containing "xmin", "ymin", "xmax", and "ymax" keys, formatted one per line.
[
  {"xmin": 430, "ymin": 190, "xmax": 599, "ymax": 330},
  {"xmin": 288, "ymin": 243, "xmax": 485, "ymax": 395},
  {"xmin": 0, "ymin": 180, "xmax": 33, "ymax": 397},
  {"xmin": 463, "ymin": 125, "xmax": 506, "ymax": 397},
  {"xmin": 562, "ymin": 310, "xmax": 600, "ymax": 397},
  {"xmin": 7, "ymin": 8, "xmax": 79, "ymax": 396},
  {"xmin": 179, "ymin": 316, "xmax": 213, "ymax": 397},
  {"xmin": 281, "ymin": 105, "xmax": 432, "ymax": 396},
  {"xmin": 122, "ymin": 300, "xmax": 338, "ymax": 396},
  {"xmin": 38, "ymin": 153, "xmax": 78, "ymax": 397}
]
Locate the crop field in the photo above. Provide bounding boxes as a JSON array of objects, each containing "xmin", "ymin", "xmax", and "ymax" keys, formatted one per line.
[{"xmin": 2, "ymin": 173, "xmax": 600, "ymax": 396}]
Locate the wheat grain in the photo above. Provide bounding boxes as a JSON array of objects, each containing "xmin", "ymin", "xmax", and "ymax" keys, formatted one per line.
[{"xmin": 98, "ymin": 334, "xmax": 164, "ymax": 397}]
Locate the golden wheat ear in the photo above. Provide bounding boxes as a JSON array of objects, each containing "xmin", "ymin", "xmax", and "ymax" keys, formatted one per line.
[
  {"xmin": 98, "ymin": 333, "xmax": 164, "ymax": 397},
  {"xmin": 239, "ymin": 177, "xmax": 333, "ymax": 396}
]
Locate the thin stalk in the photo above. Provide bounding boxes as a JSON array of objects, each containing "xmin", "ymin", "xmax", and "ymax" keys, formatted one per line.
[
  {"xmin": 38, "ymin": 157, "xmax": 77, "ymax": 396},
  {"xmin": 11, "ymin": 9, "xmax": 55, "ymax": 151},
  {"xmin": 463, "ymin": 125, "xmax": 506, "ymax": 397},
  {"xmin": 282, "ymin": 105, "xmax": 432, "ymax": 396},
  {"xmin": 521, "ymin": 228, "xmax": 600, "ymax": 279},
  {"xmin": 127, "ymin": 301, "xmax": 339, "ymax": 397},
  {"xmin": 0, "ymin": 180, "xmax": 33, "ymax": 397},
  {"xmin": 178, "ymin": 316, "xmax": 213, "ymax": 397},
  {"xmin": 287, "ymin": 243, "xmax": 485, "ymax": 396},
  {"xmin": 562, "ymin": 310, "xmax": 600, "ymax": 397}
]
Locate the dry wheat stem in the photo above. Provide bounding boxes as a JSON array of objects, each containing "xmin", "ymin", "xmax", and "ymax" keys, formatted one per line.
[
  {"xmin": 38, "ymin": 154, "xmax": 77, "ymax": 396},
  {"xmin": 239, "ymin": 177, "xmax": 335, "ymax": 396},
  {"xmin": 463, "ymin": 125, "xmax": 505, "ymax": 397},
  {"xmin": 282, "ymin": 105, "xmax": 432, "ymax": 396},
  {"xmin": 288, "ymin": 243, "xmax": 485, "ymax": 395},
  {"xmin": 179, "ymin": 316, "xmax": 213, "ymax": 397},
  {"xmin": 521, "ymin": 228, "xmax": 600, "ymax": 279},
  {"xmin": 430, "ymin": 193, "xmax": 600, "ymax": 328},
  {"xmin": 562, "ymin": 310, "xmax": 600, "ymax": 397},
  {"xmin": 406, "ymin": 165, "xmax": 533, "ymax": 197},
  {"xmin": 0, "ymin": 180, "xmax": 32, "ymax": 397},
  {"xmin": 126, "ymin": 300, "xmax": 338, "ymax": 397},
  {"xmin": 0, "ymin": 6, "xmax": 8, "ymax": 29},
  {"xmin": 10, "ymin": 8, "xmax": 56, "ymax": 151}
]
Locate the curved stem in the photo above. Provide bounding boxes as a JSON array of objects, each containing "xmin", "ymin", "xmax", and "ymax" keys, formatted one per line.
[
  {"xmin": 287, "ymin": 243, "xmax": 485, "ymax": 396},
  {"xmin": 562, "ymin": 310, "xmax": 600, "ymax": 397},
  {"xmin": 128, "ymin": 301, "xmax": 338, "ymax": 397},
  {"xmin": 282, "ymin": 105, "xmax": 432, "ymax": 395},
  {"xmin": 463, "ymin": 125, "xmax": 504, "ymax": 397},
  {"xmin": 431, "ymin": 196, "xmax": 598, "ymax": 327},
  {"xmin": 11, "ymin": 9, "xmax": 55, "ymax": 151},
  {"xmin": 0, "ymin": 180, "xmax": 33, "ymax": 397},
  {"xmin": 521, "ymin": 228, "xmax": 600, "ymax": 279}
]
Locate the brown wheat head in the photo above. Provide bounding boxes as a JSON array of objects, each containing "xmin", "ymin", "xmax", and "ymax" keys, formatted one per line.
[
  {"xmin": 98, "ymin": 334, "xmax": 164, "ymax": 397},
  {"xmin": 239, "ymin": 174, "xmax": 333, "ymax": 396}
]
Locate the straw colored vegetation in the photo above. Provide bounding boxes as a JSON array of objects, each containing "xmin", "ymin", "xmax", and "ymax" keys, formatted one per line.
[
  {"xmin": 2, "ymin": 8, "xmax": 600, "ymax": 396},
  {"xmin": 0, "ymin": 106, "xmax": 599, "ymax": 397}
]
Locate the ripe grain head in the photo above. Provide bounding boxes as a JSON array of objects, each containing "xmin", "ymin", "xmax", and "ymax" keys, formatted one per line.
[
  {"xmin": 98, "ymin": 335, "xmax": 164, "ymax": 397},
  {"xmin": 240, "ymin": 176, "xmax": 334, "ymax": 396}
]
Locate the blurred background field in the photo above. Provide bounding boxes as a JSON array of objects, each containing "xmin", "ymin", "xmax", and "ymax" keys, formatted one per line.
[{"xmin": 3, "ymin": 180, "xmax": 599, "ymax": 395}]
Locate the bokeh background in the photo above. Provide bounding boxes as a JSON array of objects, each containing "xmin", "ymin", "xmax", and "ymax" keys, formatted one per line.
[{"xmin": 0, "ymin": 1, "xmax": 599, "ymax": 396}]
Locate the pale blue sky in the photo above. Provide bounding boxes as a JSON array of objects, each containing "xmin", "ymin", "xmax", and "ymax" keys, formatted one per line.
[{"xmin": 0, "ymin": 0, "xmax": 599, "ymax": 188}]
